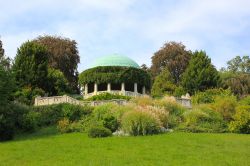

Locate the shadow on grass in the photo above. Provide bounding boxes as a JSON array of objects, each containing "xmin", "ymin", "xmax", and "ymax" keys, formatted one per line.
[{"xmin": 12, "ymin": 126, "xmax": 60, "ymax": 142}]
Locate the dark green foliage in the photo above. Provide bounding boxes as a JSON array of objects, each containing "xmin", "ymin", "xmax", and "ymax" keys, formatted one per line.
[
  {"xmin": 182, "ymin": 50, "xmax": 220, "ymax": 94},
  {"xmin": 0, "ymin": 39, "xmax": 11, "ymax": 69},
  {"xmin": 151, "ymin": 68, "xmax": 176, "ymax": 97},
  {"xmin": 79, "ymin": 66, "xmax": 151, "ymax": 89},
  {"xmin": 14, "ymin": 87, "xmax": 45, "ymax": 105},
  {"xmin": 0, "ymin": 65, "xmax": 15, "ymax": 105},
  {"xmin": 33, "ymin": 103, "xmax": 93, "ymax": 126},
  {"xmin": 86, "ymin": 93, "xmax": 131, "ymax": 101},
  {"xmin": 192, "ymin": 88, "xmax": 232, "ymax": 105},
  {"xmin": 47, "ymin": 68, "xmax": 70, "ymax": 96},
  {"xmin": 33, "ymin": 35, "xmax": 80, "ymax": 93},
  {"xmin": 13, "ymin": 41, "xmax": 49, "ymax": 91},
  {"xmin": 92, "ymin": 104, "xmax": 121, "ymax": 132},
  {"xmin": 0, "ymin": 105, "xmax": 15, "ymax": 141},
  {"xmin": 88, "ymin": 126, "xmax": 112, "ymax": 138}
]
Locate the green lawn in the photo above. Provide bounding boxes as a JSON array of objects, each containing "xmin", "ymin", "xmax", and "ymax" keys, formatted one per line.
[{"xmin": 0, "ymin": 127, "xmax": 249, "ymax": 166}]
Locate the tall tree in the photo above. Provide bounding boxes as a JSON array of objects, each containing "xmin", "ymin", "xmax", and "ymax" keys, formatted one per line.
[
  {"xmin": 13, "ymin": 41, "xmax": 49, "ymax": 90},
  {"xmin": 182, "ymin": 50, "xmax": 219, "ymax": 94},
  {"xmin": 0, "ymin": 38, "xmax": 11, "ymax": 69},
  {"xmin": 227, "ymin": 55, "xmax": 250, "ymax": 73},
  {"xmin": 33, "ymin": 35, "xmax": 80, "ymax": 93},
  {"xmin": 151, "ymin": 41, "xmax": 191, "ymax": 84}
]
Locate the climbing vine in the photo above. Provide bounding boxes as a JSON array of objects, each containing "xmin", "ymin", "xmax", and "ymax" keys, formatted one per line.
[{"xmin": 79, "ymin": 66, "xmax": 151, "ymax": 88}]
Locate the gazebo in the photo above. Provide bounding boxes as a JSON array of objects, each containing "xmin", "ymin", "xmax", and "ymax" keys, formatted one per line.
[{"xmin": 79, "ymin": 54, "xmax": 151, "ymax": 99}]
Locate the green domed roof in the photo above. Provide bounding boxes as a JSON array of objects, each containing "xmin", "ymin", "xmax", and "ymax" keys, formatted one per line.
[{"xmin": 91, "ymin": 54, "xmax": 140, "ymax": 68}]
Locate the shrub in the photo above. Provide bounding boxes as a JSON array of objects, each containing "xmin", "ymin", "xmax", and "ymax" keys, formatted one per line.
[
  {"xmin": 61, "ymin": 104, "xmax": 93, "ymax": 121},
  {"xmin": 86, "ymin": 93, "xmax": 131, "ymax": 101},
  {"xmin": 92, "ymin": 103, "xmax": 127, "ymax": 132},
  {"xmin": 57, "ymin": 118, "xmax": 70, "ymax": 133},
  {"xmin": 0, "ymin": 105, "xmax": 15, "ymax": 141},
  {"xmin": 33, "ymin": 103, "xmax": 93, "ymax": 127},
  {"xmin": 154, "ymin": 96, "xmax": 187, "ymax": 128},
  {"xmin": 239, "ymin": 96, "xmax": 250, "ymax": 106},
  {"xmin": 192, "ymin": 88, "xmax": 232, "ymax": 105},
  {"xmin": 130, "ymin": 96, "xmax": 154, "ymax": 107},
  {"xmin": 21, "ymin": 111, "xmax": 39, "ymax": 132},
  {"xmin": 211, "ymin": 95, "xmax": 237, "ymax": 122},
  {"xmin": 229, "ymin": 106, "xmax": 250, "ymax": 134},
  {"xmin": 121, "ymin": 109, "xmax": 161, "ymax": 136},
  {"xmin": 181, "ymin": 105, "xmax": 226, "ymax": 133},
  {"xmin": 88, "ymin": 126, "xmax": 112, "ymax": 138}
]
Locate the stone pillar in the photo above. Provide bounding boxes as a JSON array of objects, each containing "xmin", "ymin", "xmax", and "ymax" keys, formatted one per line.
[
  {"xmin": 84, "ymin": 84, "xmax": 88, "ymax": 95},
  {"xmin": 142, "ymin": 86, "xmax": 146, "ymax": 95},
  {"xmin": 121, "ymin": 83, "xmax": 125, "ymax": 95},
  {"xmin": 107, "ymin": 83, "xmax": 111, "ymax": 92},
  {"xmin": 134, "ymin": 83, "xmax": 138, "ymax": 93},
  {"xmin": 94, "ymin": 83, "xmax": 98, "ymax": 95}
]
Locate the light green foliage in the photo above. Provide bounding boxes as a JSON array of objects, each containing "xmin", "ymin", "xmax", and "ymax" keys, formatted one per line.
[
  {"xmin": 0, "ymin": 131, "xmax": 250, "ymax": 165},
  {"xmin": 121, "ymin": 110, "xmax": 161, "ymax": 136},
  {"xmin": 211, "ymin": 95, "xmax": 237, "ymax": 122},
  {"xmin": 173, "ymin": 86, "xmax": 186, "ymax": 97},
  {"xmin": 13, "ymin": 41, "xmax": 49, "ymax": 91},
  {"xmin": 182, "ymin": 50, "xmax": 220, "ymax": 94},
  {"xmin": 239, "ymin": 96, "xmax": 250, "ymax": 105},
  {"xmin": 47, "ymin": 68, "xmax": 70, "ymax": 95},
  {"xmin": 226, "ymin": 55, "xmax": 250, "ymax": 73},
  {"xmin": 151, "ymin": 68, "xmax": 177, "ymax": 97},
  {"xmin": 86, "ymin": 93, "xmax": 131, "ymax": 101},
  {"xmin": 181, "ymin": 105, "xmax": 226, "ymax": 133},
  {"xmin": 229, "ymin": 106, "xmax": 250, "ymax": 134},
  {"xmin": 192, "ymin": 88, "xmax": 232, "ymax": 105}
]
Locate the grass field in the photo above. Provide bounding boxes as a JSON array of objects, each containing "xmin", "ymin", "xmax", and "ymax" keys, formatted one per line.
[{"xmin": 0, "ymin": 127, "xmax": 249, "ymax": 166}]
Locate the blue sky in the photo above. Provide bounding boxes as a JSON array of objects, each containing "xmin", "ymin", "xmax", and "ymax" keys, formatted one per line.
[{"xmin": 0, "ymin": 0, "xmax": 250, "ymax": 71}]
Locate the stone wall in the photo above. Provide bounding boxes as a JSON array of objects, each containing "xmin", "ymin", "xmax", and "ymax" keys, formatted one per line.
[{"xmin": 34, "ymin": 95, "xmax": 192, "ymax": 108}]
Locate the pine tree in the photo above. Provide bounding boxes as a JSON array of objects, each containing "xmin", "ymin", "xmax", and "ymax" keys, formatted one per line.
[{"xmin": 182, "ymin": 50, "xmax": 220, "ymax": 94}]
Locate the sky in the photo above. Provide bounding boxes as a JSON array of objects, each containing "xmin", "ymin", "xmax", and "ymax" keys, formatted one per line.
[{"xmin": 0, "ymin": 0, "xmax": 250, "ymax": 71}]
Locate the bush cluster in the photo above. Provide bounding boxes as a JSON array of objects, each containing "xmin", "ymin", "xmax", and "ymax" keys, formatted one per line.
[{"xmin": 88, "ymin": 126, "xmax": 112, "ymax": 138}]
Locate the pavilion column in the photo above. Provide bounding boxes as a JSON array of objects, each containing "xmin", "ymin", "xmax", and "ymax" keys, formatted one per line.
[
  {"xmin": 134, "ymin": 83, "xmax": 138, "ymax": 93},
  {"xmin": 107, "ymin": 83, "xmax": 111, "ymax": 92},
  {"xmin": 94, "ymin": 83, "xmax": 98, "ymax": 95},
  {"xmin": 84, "ymin": 84, "xmax": 88, "ymax": 95},
  {"xmin": 142, "ymin": 86, "xmax": 146, "ymax": 95},
  {"xmin": 121, "ymin": 83, "xmax": 125, "ymax": 95}
]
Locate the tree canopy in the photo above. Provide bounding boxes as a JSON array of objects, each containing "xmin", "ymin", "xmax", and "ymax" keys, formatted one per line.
[
  {"xmin": 33, "ymin": 35, "xmax": 80, "ymax": 93},
  {"xmin": 182, "ymin": 50, "xmax": 220, "ymax": 94},
  {"xmin": 151, "ymin": 68, "xmax": 176, "ymax": 97},
  {"xmin": 13, "ymin": 41, "xmax": 49, "ymax": 91},
  {"xmin": 226, "ymin": 56, "xmax": 250, "ymax": 73},
  {"xmin": 151, "ymin": 41, "xmax": 191, "ymax": 84}
]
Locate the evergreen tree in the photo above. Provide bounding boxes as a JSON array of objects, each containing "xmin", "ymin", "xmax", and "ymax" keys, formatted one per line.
[
  {"xmin": 13, "ymin": 41, "xmax": 49, "ymax": 91},
  {"xmin": 182, "ymin": 51, "xmax": 219, "ymax": 94}
]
